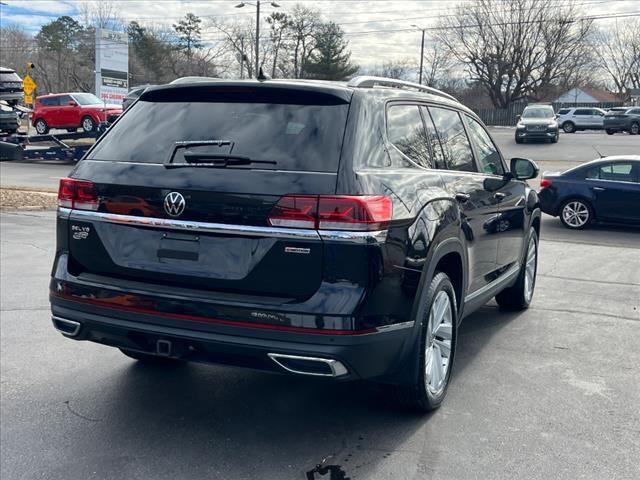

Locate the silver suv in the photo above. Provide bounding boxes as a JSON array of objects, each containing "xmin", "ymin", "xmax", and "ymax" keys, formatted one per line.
[{"xmin": 556, "ymin": 107, "xmax": 606, "ymax": 133}]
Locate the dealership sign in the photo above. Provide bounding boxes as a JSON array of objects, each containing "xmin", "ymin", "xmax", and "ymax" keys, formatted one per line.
[{"xmin": 95, "ymin": 29, "xmax": 128, "ymax": 105}]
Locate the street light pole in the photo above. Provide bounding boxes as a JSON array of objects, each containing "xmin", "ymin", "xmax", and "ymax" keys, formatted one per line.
[
  {"xmin": 411, "ymin": 25, "xmax": 426, "ymax": 85},
  {"xmin": 255, "ymin": 0, "xmax": 260, "ymax": 77},
  {"xmin": 236, "ymin": 1, "xmax": 280, "ymax": 78},
  {"xmin": 419, "ymin": 29, "xmax": 425, "ymax": 85}
]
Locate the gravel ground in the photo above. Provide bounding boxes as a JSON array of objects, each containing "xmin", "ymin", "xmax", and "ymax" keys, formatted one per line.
[{"xmin": 0, "ymin": 187, "xmax": 57, "ymax": 210}]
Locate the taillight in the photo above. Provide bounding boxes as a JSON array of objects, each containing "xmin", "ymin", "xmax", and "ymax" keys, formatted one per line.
[
  {"xmin": 58, "ymin": 178, "xmax": 99, "ymax": 210},
  {"xmin": 268, "ymin": 195, "xmax": 392, "ymax": 231},
  {"xmin": 540, "ymin": 179, "xmax": 553, "ymax": 189},
  {"xmin": 318, "ymin": 196, "xmax": 392, "ymax": 231}
]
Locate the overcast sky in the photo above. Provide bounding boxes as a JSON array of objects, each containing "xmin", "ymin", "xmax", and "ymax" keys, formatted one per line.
[{"xmin": 1, "ymin": 0, "xmax": 638, "ymax": 66}]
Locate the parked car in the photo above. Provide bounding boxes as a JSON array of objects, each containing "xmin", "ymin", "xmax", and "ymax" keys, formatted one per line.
[
  {"xmin": 556, "ymin": 107, "xmax": 607, "ymax": 133},
  {"xmin": 603, "ymin": 107, "xmax": 640, "ymax": 135},
  {"xmin": 122, "ymin": 85, "xmax": 155, "ymax": 110},
  {"xmin": 515, "ymin": 104, "xmax": 559, "ymax": 143},
  {"xmin": 32, "ymin": 92, "xmax": 122, "ymax": 134},
  {"xmin": 0, "ymin": 101, "xmax": 21, "ymax": 134},
  {"xmin": 538, "ymin": 156, "xmax": 640, "ymax": 229},
  {"xmin": 50, "ymin": 77, "xmax": 541, "ymax": 412},
  {"xmin": 0, "ymin": 67, "xmax": 24, "ymax": 105}
]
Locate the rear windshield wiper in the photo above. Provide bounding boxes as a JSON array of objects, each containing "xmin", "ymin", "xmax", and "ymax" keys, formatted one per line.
[
  {"xmin": 166, "ymin": 153, "xmax": 277, "ymax": 168},
  {"xmin": 164, "ymin": 140, "xmax": 277, "ymax": 168}
]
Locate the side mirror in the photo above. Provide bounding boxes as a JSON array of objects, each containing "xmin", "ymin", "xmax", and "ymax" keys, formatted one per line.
[
  {"xmin": 555, "ymin": 114, "xmax": 560, "ymax": 118},
  {"xmin": 68, "ymin": 100, "xmax": 77, "ymax": 106},
  {"xmin": 510, "ymin": 157, "xmax": 539, "ymax": 180},
  {"xmin": 515, "ymin": 114, "xmax": 521, "ymax": 121}
]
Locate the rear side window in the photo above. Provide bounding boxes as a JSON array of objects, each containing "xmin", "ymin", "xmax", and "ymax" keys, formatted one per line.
[
  {"xmin": 87, "ymin": 89, "xmax": 350, "ymax": 172},
  {"xmin": 40, "ymin": 97, "xmax": 60, "ymax": 107},
  {"xmin": 386, "ymin": 104, "xmax": 434, "ymax": 168},
  {"xmin": 587, "ymin": 163, "xmax": 635, "ymax": 182},
  {"xmin": 558, "ymin": 109, "xmax": 571, "ymax": 115},
  {"xmin": 574, "ymin": 109, "xmax": 592, "ymax": 115},
  {"xmin": 464, "ymin": 116, "xmax": 504, "ymax": 176},
  {"xmin": 428, "ymin": 107, "xmax": 476, "ymax": 172}
]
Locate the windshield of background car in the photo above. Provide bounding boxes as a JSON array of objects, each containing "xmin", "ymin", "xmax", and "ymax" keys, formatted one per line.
[
  {"xmin": 0, "ymin": 72, "xmax": 22, "ymax": 82},
  {"xmin": 522, "ymin": 107, "xmax": 554, "ymax": 119},
  {"xmin": 87, "ymin": 88, "xmax": 350, "ymax": 172},
  {"xmin": 73, "ymin": 93, "xmax": 103, "ymax": 105}
]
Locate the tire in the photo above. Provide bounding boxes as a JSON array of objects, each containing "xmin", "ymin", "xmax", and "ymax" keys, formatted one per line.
[
  {"xmin": 81, "ymin": 116, "xmax": 96, "ymax": 132},
  {"xmin": 390, "ymin": 272, "xmax": 457, "ymax": 412},
  {"xmin": 559, "ymin": 198, "xmax": 593, "ymax": 230},
  {"xmin": 515, "ymin": 136, "xmax": 523, "ymax": 144},
  {"xmin": 551, "ymin": 132, "xmax": 559, "ymax": 143},
  {"xmin": 630, "ymin": 122, "xmax": 639, "ymax": 135},
  {"xmin": 34, "ymin": 118, "xmax": 49, "ymax": 135},
  {"xmin": 495, "ymin": 229, "xmax": 538, "ymax": 311},
  {"xmin": 562, "ymin": 122, "xmax": 575, "ymax": 133},
  {"xmin": 605, "ymin": 129, "xmax": 615, "ymax": 135},
  {"xmin": 119, "ymin": 348, "xmax": 185, "ymax": 365}
]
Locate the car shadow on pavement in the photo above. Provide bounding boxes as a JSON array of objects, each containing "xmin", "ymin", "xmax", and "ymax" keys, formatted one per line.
[{"xmin": 72, "ymin": 305, "xmax": 523, "ymax": 480}]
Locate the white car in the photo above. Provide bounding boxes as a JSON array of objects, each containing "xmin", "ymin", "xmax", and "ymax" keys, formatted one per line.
[{"xmin": 556, "ymin": 107, "xmax": 607, "ymax": 133}]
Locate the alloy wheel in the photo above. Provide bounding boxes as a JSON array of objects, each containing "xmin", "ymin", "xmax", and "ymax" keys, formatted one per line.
[
  {"xmin": 82, "ymin": 117, "xmax": 94, "ymax": 132},
  {"xmin": 425, "ymin": 290, "xmax": 453, "ymax": 397},
  {"xmin": 562, "ymin": 201, "xmax": 589, "ymax": 228},
  {"xmin": 523, "ymin": 235, "xmax": 537, "ymax": 303},
  {"xmin": 631, "ymin": 123, "xmax": 639, "ymax": 135}
]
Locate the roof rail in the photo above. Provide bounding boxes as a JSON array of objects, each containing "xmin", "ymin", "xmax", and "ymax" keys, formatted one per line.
[{"xmin": 347, "ymin": 76, "xmax": 457, "ymax": 102}]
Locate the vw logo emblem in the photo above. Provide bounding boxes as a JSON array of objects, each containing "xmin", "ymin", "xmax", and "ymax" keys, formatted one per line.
[{"xmin": 164, "ymin": 192, "xmax": 186, "ymax": 217}]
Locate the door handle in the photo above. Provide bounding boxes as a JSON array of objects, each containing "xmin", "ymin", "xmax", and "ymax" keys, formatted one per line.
[
  {"xmin": 591, "ymin": 187, "xmax": 605, "ymax": 192},
  {"xmin": 493, "ymin": 192, "xmax": 507, "ymax": 200},
  {"xmin": 455, "ymin": 193, "xmax": 471, "ymax": 203}
]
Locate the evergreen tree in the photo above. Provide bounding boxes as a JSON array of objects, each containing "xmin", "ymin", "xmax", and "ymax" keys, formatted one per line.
[
  {"xmin": 304, "ymin": 22, "xmax": 358, "ymax": 80},
  {"xmin": 173, "ymin": 13, "xmax": 203, "ymax": 61}
]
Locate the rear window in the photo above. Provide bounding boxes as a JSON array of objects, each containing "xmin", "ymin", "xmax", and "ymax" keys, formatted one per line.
[
  {"xmin": 0, "ymin": 72, "xmax": 21, "ymax": 82},
  {"xmin": 87, "ymin": 88, "xmax": 350, "ymax": 172}
]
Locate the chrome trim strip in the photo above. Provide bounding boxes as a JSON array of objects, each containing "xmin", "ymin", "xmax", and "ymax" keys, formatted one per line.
[
  {"xmin": 376, "ymin": 321, "xmax": 415, "ymax": 332},
  {"xmin": 68, "ymin": 209, "xmax": 321, "ymax": 240},
  {"xmin": 318, "ymin": 229, "xmax": 387, "ymax": 244},
  {"xmin": 51, "ymin": 316, "xmax": 81, "ymax": 337},
  {"xmin": 464, "ymin": 263, "xmax": 521, "ymax": 303},
  {"xmin": 268, "ymin": 353, "xmax": 348, "ymax": 377},
  {"xmin": 66, "ymin": 209, "xmax": 387, "ymax": 243}
]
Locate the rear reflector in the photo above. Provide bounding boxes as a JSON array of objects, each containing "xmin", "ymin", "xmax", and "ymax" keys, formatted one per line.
[
  {"xmin": 268, "ymin": 195, "xmax": 392, "ymax": 231},
  {"xmin": 539, "ymin": 179, "xmax": 553, "ymax": 189},
  {"xmin": 58, "ymin": 177, "xmax": 99, "ymax": 210},
  {"xmin": 267, "ymin": 195, "xmax": 317, "ymax": 229}
]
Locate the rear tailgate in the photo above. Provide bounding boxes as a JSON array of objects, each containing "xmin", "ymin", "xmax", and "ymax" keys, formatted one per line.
[{"xmin": 66, "ymin": 83, "xmax": 352, "ymax": 299}]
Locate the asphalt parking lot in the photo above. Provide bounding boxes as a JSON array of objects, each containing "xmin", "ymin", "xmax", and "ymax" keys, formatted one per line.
[{"xmin": 1, "ymin": 129, "xmax": 639, "ymax": 479}]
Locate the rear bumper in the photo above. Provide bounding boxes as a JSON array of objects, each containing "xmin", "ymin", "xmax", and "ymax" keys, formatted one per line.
[{"xmin": 50, "ymin": 299, "xmax": 415, "ymax": 381}]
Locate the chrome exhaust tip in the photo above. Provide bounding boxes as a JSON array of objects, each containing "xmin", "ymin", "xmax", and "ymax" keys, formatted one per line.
[
  {"xmin": 51, "ymin": 316, "xmax": 81, "ymax": 337},
  {"xmin": 268, "ymin": 353, "xmax": 348, "ymax": 377}
]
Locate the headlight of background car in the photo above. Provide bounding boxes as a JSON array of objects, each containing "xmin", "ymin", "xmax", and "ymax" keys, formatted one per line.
[
  {"xmin": 548, "ymin": 123, "xmax": 558, "ymax": 129},
  {"xmin": 517, "ymin": 122, "xmax": 525, "ymax": 129}
]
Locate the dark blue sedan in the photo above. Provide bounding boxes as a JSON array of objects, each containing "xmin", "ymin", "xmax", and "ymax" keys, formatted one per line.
[{"xmin": 538, "ymin": 156, "xmax": 640, "ymax": 229}]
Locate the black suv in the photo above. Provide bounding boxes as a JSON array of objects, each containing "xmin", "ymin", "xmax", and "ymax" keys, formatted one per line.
[{"xmin": 50, "ymin": 77, "xmax": 541, "ymax": 411}]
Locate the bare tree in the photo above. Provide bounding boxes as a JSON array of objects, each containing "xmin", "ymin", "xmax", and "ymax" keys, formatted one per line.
[
  {"xmin": 438, "ymin": 0, "xmax": 592, "ymax": 107},
  {"xmin": 594, "ymin": 19, "xmax": 640, "ymax": 94},
  {"xmin": 368, "ymin": 59, "xmax": 415, "ymax": 80},
  {"xmin": 0, "ymin": 26, "xmax": 37, "ymax": 74},
  {"xmin": 421, "ymin": 41, "xmax": 453, "ymax": 88}
]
